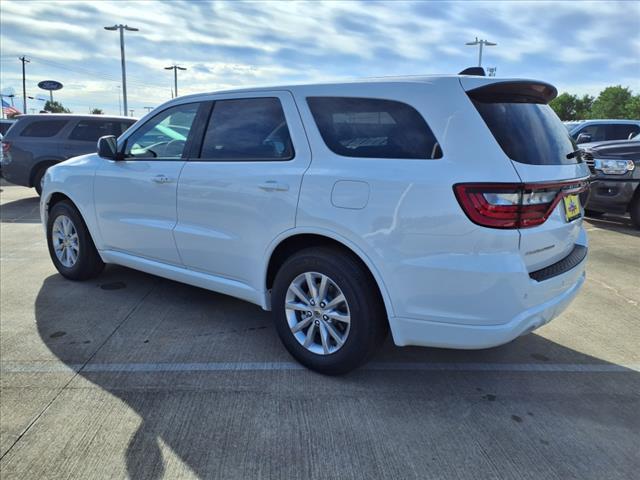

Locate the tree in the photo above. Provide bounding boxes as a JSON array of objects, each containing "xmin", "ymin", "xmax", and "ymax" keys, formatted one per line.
[
  {"xmin": 44, "ymin": 100, "xmax": 71, "ymax": 113},
  {"xmin": 549, "ymin": 92, "xmax": 578, "ymax": 120},
  {"xmin": 574, "ymin": 94, "xmax": 594, "ymax": 120},
  {"xmin": 549, "ymin": 93, "xmax": 595, "ymax": 121},
  {"xmin": 589, "ymin": 86, "xmax": 633, "ymax": 119},
  {"xmin": 90, "ymin": 108, "xmax": 104, "ymax": 114},
  {"xmin": 625, "ymin": 95, "xmax": 640, "ymax": 119}
]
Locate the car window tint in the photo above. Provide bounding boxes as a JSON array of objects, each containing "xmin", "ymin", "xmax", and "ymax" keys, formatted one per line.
[
  {"xmin": 200, "ymin": 98, "xmax": 293, "ymax": 161},
  {"xmin": 580, "ymin": 124, "xmax": 606, "ymax": 142},
  {"xmin": 68, "ymin": 120, "xmax": 124, "ymax": 142},
  {"xmin": 307, "ymin": 97, "xmax": 441, "ymax": 159},
  {"xmin": 124, "ymin": 104, "xmax": 199, "ymax": 159},
  {"xmin": 20, "ymin": 120, "xmax": 68, "ymax": 137},
  {"xmin": 610, "ymin": 124, "xmax": 639, "ymax": 140},
  {"xmin": 472, "ymin": 100, "xmax": 578, "ymax": 165}
]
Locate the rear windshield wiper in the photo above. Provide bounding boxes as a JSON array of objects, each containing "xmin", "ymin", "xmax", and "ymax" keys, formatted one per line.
[{"xmin": 566, "ymin": 149, "xmax": 583, "ymax": 160}]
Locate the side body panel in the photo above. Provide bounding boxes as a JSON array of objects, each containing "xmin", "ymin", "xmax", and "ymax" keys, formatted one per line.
[{"xmin": 174, "ymin": 91, "xmax": 312, "ymax": 293}]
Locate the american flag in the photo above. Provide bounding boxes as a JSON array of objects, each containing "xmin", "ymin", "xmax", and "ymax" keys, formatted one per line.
[{"xmin": 2, "ymin": 99, "xmax": 20, "ymax": 117}]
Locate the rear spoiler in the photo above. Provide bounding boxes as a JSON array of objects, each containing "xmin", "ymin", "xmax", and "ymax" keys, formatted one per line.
[{"xmin": 463, "ymin": 80, "xmax": 558, "ymax": 104}]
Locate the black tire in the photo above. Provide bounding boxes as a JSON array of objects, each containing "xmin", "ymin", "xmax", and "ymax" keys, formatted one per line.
[
  {"xmin": 584, "ymin": 209, "xmax": 604, "ymax": 218},
  {"xmin": 272, "ymin": 246, "xmax": 387, "ymax": 375},
  {"xmin": 47, "ymin": 200, "xmax": 105, "ymax": 280},
  {"xmin": 33, "ymin": 165, "xmax": 48, "ymax": 196},
  {"xmin": 630, "ymin": 194, "xmax": 640, "ymax": 229}
]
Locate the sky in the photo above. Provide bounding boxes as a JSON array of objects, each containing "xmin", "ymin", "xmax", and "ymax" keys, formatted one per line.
[{"xmin": 1, "ymin": 0, "xmax": 639, "ymax": 116}]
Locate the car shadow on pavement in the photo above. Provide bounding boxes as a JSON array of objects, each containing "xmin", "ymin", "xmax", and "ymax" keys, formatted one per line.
[
  {"xmin": 0, "ymin": 196, "xmax": 41, "ymax": 223},
  {"xmin": 584, "ymin": 215, "xmax": 640, "ymax": 237},
  {"xmin": 34, "ymin": 267, "xmax": 640, "ymax": 480}
]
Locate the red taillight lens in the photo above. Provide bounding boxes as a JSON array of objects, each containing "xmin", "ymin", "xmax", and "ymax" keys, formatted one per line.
[
  {"xmin": 454, "ymin": 180, "xmax": 589, "ymax": 229},
  {"xmin": 1, "ymin": 142, "xmax": 10, "ymax": 154}
]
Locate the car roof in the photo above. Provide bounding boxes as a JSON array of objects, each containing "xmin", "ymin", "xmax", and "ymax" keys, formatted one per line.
[
  {"xmin": 173, "ymin": 74, "xmax": 552, "ymax": 101},
  {"xmin": 12, "ymin": 114, "xmax": 136, "ymax": 122}
]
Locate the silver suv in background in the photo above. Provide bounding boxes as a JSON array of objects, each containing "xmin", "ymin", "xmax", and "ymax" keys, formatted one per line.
[{"xmin": 1, "ymin": 114, "xmax": 135, "ymax": 195}]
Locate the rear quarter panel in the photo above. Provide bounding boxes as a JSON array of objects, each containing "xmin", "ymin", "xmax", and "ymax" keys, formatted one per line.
[{"xmin": 293, "ymin": 79, "xmax": 525, "ymax": 324}]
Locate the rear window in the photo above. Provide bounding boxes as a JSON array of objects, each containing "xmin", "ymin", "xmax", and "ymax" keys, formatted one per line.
[
  {"xmin": 68, "ymin": 120, "xmax": 130, "ymax": 142},
  {"xmin": 470, "ymin": 87, "xmax": 578, "ymax": 165},
  {"xmin": 307, "ymin": 97, "xmax": 442, "ymax": 159},
  {"xmin": 20, "ymin": 120, "xmax": 68, "ymax": 138}
]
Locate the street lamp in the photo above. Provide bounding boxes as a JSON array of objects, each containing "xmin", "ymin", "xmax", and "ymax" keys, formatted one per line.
[
  {"xmin": 104, "ymin": 24, "xmax": 138, "ymax": 116},
  {"xmin": 465, "ymin": 37, "xmax": 497, "ymax": 67},
  {"xmin": 165, "ymin": 65, "xmax": 187, "ymax": 98}
]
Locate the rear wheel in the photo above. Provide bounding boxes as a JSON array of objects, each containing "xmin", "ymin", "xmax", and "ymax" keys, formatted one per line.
[
  {"xmin": 272, "ymin": 247, "xmax": 387, "ymax": 375},
  {"xmin": 33, "ymin": 165, "xmax": 48, "ymax": 196},
  {"xmin": 47, "ymin": 200, "xmax": 105, "ymax": 280}
]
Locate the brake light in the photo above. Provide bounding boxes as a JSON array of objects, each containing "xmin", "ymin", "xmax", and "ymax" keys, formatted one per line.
[
  {"xmin": 1, "ymin": 141, "xmax": 9, "ymax": 154},
  {"xmin": 454, "ymin": 180, "xmax": 589, "ymax": 229}
]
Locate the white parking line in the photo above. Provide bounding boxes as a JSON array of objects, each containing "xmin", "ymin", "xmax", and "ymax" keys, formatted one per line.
[{"xmin": 2, "ymin": 361, "xmax": 639, "ymax": 374}]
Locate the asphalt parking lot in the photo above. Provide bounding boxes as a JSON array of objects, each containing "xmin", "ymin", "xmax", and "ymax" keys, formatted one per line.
[{"xmin": 0, "ymin": 179, "xmax": 638, "ymax": 480}]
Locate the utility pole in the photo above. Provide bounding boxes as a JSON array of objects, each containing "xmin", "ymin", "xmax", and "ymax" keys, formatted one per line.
[
  {"xmin": 164, "ymin": 65, "xmax": 187, "ymax": 97},
  {"xmin": 465, "ymin": 37, "xmax": 497, "ymax": 67},
  {"xmin": 129, "ymin": 109, "xmax": 134, "ymax": 117},
  {"xmin": 144, "ymin": 106, "xmax": 154, "ymax": 112},
  {"xmin": 19, "ymin": 56, "xmax": 30, "ymax": 113},
  {"xmin": 104, "ymin": 24, "xmax": 138, "ymax": 116}
]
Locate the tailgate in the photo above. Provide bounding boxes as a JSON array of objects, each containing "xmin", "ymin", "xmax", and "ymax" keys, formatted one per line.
[{"xmin": 463, "ymin": 77, "xmax": 591, "ymax": 271}]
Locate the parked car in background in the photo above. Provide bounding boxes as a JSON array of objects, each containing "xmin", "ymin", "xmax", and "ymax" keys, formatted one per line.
[
  {"xmin": 1, "ymin": 114, "xmax": 136, "ymax": 195},
  {"xmin": 0, "ymin": 118, "xmax": 16, "ymax": 135},
  {"xmin": 569, "ymin": 119, "xmax": 640, "ymax": 144},
  {"xmin": 582, "ymin": 137, "xmax": 640, "ymax": 227},
  {"xmin": 40, "ymin": 75, "xmax": 590, "ymax": 374}
]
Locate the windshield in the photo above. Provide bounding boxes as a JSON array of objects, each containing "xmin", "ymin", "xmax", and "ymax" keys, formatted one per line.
[{"xmin": 472, "ymin": 100, "xmax": 579, "ymax": 165}]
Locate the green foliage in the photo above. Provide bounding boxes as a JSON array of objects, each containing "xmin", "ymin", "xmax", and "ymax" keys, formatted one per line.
[
  {"xmin": 624, "ymin": 95, "xmax": 640, "ymax": 119},
  {"xmin": 590, "ymin": 86, "xmax": 633, "ymax": 119},
  {"xmin": 44, "ymin": 100, "xmax": 71, "ymax": 113},
  {"xmin": 550, "ymin": 86, "xmax": 638, "ymax": 120},
  {"xmin": 90, "ymin": 108, "xmax": 104, "ymax": 114}
]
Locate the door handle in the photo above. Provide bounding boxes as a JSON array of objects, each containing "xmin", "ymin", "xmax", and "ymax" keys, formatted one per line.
[
  {"xmin": 258, "ymin": 181, "xmax": 289, "ymax": 192},
  {"xmin": 152, "ymin": 174, "xmax": 173, "ymax": 184}
]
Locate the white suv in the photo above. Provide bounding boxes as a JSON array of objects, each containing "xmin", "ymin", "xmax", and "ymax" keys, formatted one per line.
[{"xmin": 41, "ymin": 75, "xmax": 590, "ymax": 374}]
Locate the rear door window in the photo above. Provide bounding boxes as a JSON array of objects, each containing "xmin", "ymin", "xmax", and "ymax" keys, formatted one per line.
[
  {"xmin": 609, "ymin": 124, "xmax": 640, "ymax": 141},
  {"xmin": 20, "ymin": 120, "xmax": 68, "ymax": 137},
  {"xmin": 68, "ymin": 120, "xmax": 125, "ymax": 142},
  {"xmin": 307, "ymin": 97, "xmax": 441, "ymax": 159},
  {"xmin": 199, "ymin": 97, "xmax": 293, "ymax": 161}
]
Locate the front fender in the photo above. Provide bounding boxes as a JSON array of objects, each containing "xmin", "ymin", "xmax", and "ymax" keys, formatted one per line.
[{"xmin": 40, "ymin": 154, "xmax": 104, "ymax": 250}]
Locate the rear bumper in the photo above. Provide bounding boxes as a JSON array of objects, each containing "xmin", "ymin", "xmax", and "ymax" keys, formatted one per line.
[{"xmin": 389, "ymin": 247, "xmax": 587, "ymax": 349}]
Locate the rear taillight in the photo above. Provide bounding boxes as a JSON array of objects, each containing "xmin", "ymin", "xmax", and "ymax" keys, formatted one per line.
[
  {"xmin": 454, "ymin": 180, "xmax": 589, "ymax": 229},
  {"xmin": 1, "ymin": 141, "xmax": 10, "ymax": 154}
]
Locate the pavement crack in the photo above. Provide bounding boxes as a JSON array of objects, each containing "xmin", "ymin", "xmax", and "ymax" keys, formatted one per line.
[
  {"xmin": 0, "ymin": 279, "xmax": 161, "ymax": 462},
  {"xmin": 589, "ymin": 276, "xmax": 639, "ymax": 307}
]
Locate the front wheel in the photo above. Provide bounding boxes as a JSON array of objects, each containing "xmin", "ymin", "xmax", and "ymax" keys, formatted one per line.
[
  {"xmin": 272, "ymin": 247, "xmax": 387, "ymax": 375},
  {"xmin": 47, "ymin": 200, "xmax": 105, "ymax": 280}
]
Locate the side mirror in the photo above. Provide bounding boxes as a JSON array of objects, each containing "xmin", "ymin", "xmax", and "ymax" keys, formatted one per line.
[
  {"xmin": 576, "ymin": 133, "xmax": 592, "ymax": 144},
  {"xmin": 97, "ymin": 135, "xmax": 120, "ymax": 160}
]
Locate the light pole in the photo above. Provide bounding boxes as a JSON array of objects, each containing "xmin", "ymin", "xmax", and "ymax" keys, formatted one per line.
[
  {"xmin": 465, "ymin": 37, "xmax": 497, "ymax": 67},
  {"xmin": 104, "ymin": 24, "xmax": 138, "ymax": 116},
  {"xmin": 19, "ymin": 56, "xmax": 30, "ymax": 113},
  {"xmin": 164, "ymin": 65, "xmax": 187, "ymax": 98}
]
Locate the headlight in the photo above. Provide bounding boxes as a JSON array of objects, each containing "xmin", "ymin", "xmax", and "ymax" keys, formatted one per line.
[{"xmin": 594, "ymin": 159, "xmax": 635, "ymax": 175}]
